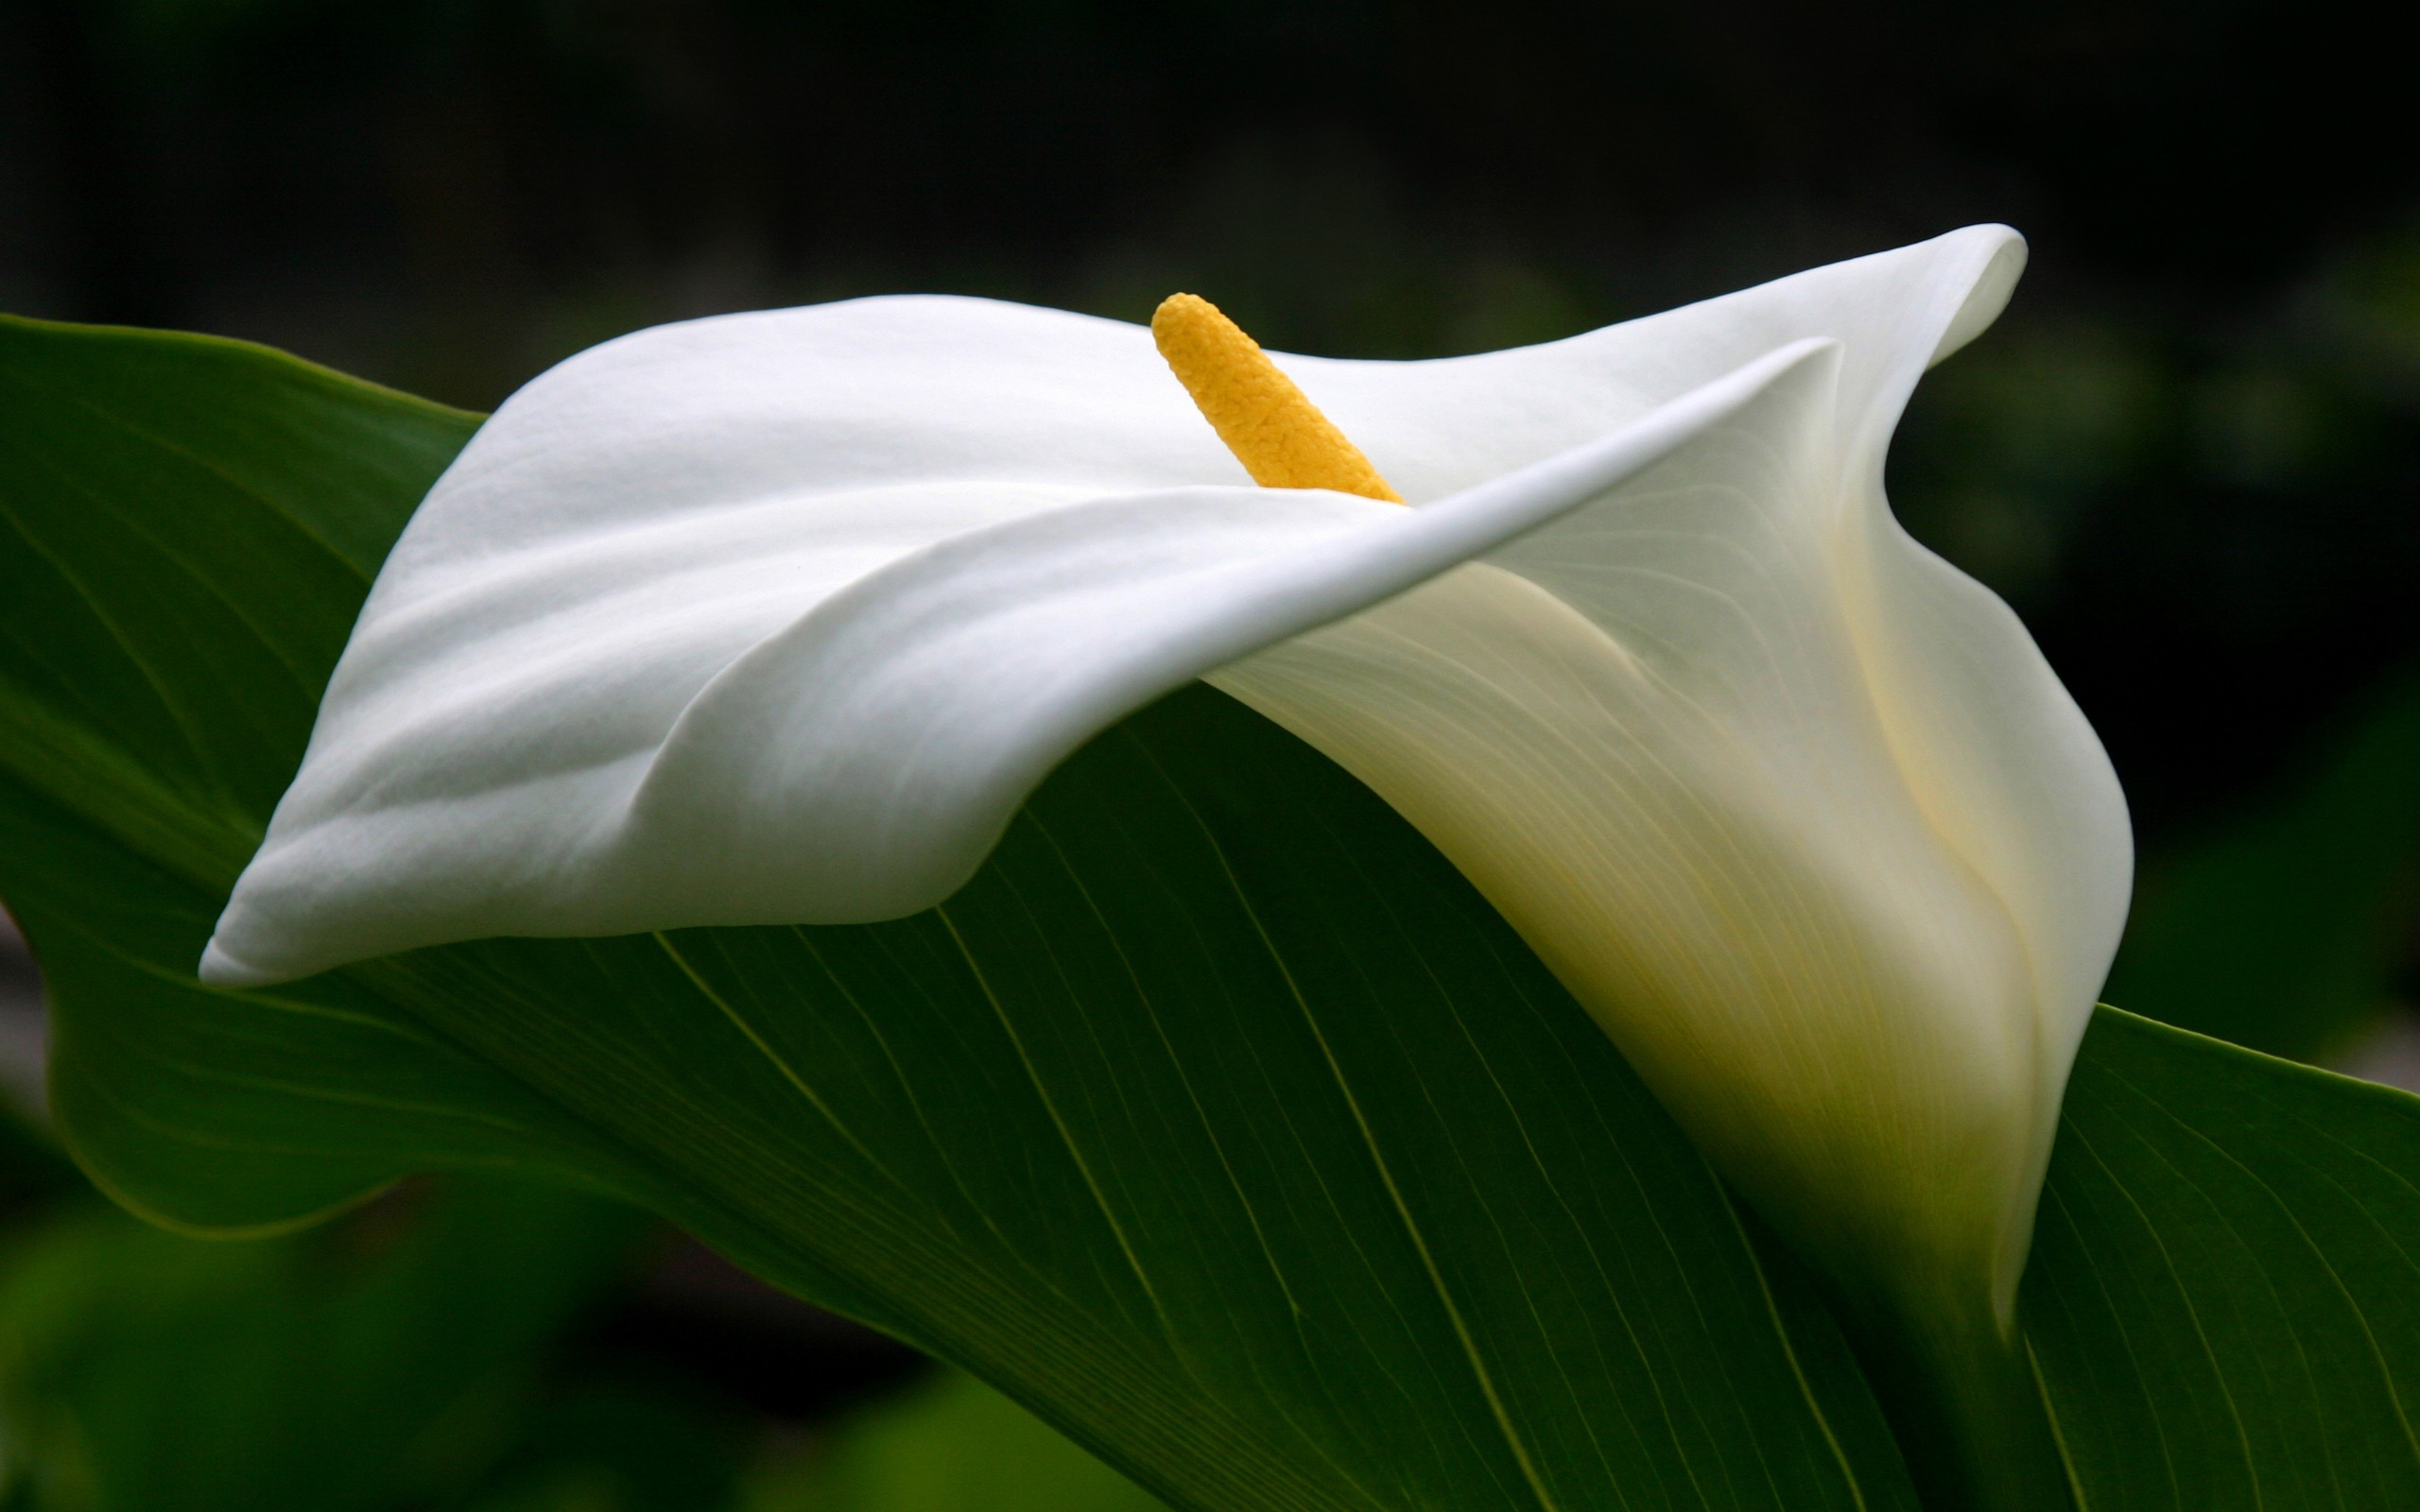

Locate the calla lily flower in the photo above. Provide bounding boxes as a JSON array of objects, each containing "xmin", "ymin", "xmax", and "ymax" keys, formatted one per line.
[{"xmin": 201, "ymin": 226, "xmax": 2129, "ymax": 1472}]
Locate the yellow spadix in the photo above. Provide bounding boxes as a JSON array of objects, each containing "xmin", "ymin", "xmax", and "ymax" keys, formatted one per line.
[{"xmin": 1151, "ymin": 293, "xmax": 1403, "ymax": 504}]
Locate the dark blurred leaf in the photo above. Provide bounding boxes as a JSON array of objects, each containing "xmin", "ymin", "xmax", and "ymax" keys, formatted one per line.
[
  {"xmin": 2104, "ymin": 667, "xmax": 2420, "ymax": 1060},
  {"xmin": 461, "ymin": 1376, "xmax": 751, "ymax": 1512},
  {"xmin": 750, "ymin": 1369, "xmax": 1164, "ymax": 1512},
  {"xmin": 0, "ymin": 1103, "xmax": 76, "ymax": 1219},
  {"xmin": 0, "ymin": 1177, "xmax": 647, "ymax": 1512}
]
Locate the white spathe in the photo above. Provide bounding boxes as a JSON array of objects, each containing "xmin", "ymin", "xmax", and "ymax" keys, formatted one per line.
[{"xmin": 201, "ymin": 225, "xmax": 2130, "ymax": 1331}]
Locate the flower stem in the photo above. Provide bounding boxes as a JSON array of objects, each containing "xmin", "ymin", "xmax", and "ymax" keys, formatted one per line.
[{"xmin": 1845, "ymin": 1294, "xmax": 2075, "ymax": 1512}]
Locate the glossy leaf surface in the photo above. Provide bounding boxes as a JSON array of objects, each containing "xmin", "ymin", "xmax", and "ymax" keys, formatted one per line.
[
  {"xmin": 1, "ymin": 313, "xmax": 1911, "ymax": 1511},
  {"xmin": 7, "ymin": 313, "xmax": 2420, "ymax": 1510},
  {"xmin": 2031, "ymin": 1009, "xmax": 2420, "ymax": 1510}
]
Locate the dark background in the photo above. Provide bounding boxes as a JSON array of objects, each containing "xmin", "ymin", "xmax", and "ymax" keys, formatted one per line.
[
  {"xmin": 6, "ymin": 0, "xmax": 2415, "ymax": 845},
  {"xmin": 3, "ymin": 2, "xmax": 2416, "ymax": 1504}
]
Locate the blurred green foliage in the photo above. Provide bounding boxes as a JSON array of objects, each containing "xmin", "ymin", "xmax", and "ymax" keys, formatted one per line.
[
  {"xmin": 0, "ymin": 1102, "xmax": 1157, "ymax": 1512},
  {"xmin": 2103, "ymin": 666, "xmax": 2420, "ymax": 1061},
  {"xmin": 0, "ymin": 1145, "xmax": 687, "ymax": 1511},
  {"xmin": 746, "ymin": 1371, "xmax": 1162, "ymax": 1512}
]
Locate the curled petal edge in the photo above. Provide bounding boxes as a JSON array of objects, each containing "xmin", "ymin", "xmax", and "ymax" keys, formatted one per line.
[{"xmin": 199, "ymin": 338, "xmax": 1834, "ymax": 986}]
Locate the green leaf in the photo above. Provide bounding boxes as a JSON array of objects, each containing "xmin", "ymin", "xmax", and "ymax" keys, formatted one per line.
[
  {"xmin": 2104, "ymin": 667, "xmax": 2420, "ymax": 1061},
  {"xmin": 0, "ymin": 314, "xmax": 471, "ymax": 890},
  {"xmin": 2030, "ymin": 1007, "xmax": 2420, "ymax": 1510},
  {"xmin": 0, "ymin": 312, "xmax": 1912, "ymax": 1510}
]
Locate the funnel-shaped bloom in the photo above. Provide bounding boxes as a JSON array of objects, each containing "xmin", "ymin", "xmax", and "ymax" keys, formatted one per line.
[{"xmin": 202, "ymin": 227, "xmax": 2129, "ymax": 1366}]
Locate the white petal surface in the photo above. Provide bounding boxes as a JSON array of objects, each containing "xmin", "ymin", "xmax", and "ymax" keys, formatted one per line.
[
  {"xmin": 1203, "ymin": 223, "xmax": 2123, "ymax": 1328},
  {"xmin": 202, "ymin": 217, "xmax": 2123, "ymax": 1333},
  {"xmin": 199, "ymin": 321, "xmax": 1815, "ymax": 984},
  {"xmin": 1214, "ymin": 315, "xmax": 2129, "ymax": 1321}
]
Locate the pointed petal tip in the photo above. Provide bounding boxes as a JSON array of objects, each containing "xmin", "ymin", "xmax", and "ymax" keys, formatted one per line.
[
  {"xmin": 197, "ymin": 937, "xmax": 277, "ymax": 989},
  {"xmin": 1927, "ymin": 225, "xmax": 2029, "ymax": 369}
]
